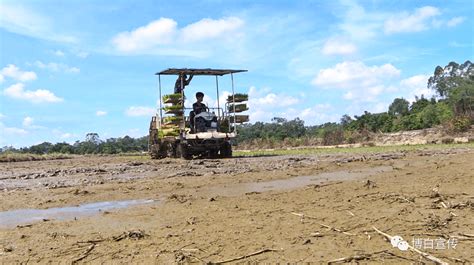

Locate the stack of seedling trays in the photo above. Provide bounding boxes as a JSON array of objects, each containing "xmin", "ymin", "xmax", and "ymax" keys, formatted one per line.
[
  {"xmin": 227, "ymin": 93, "xmax": 249, "ymax": 123},
  {"xmin": 160, "ymin": 93, "xmax": 183, "ymax": 137}
]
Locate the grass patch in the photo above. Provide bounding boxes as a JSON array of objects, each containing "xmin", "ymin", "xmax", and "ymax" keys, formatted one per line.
[
  {"xmin": 233, "ymin": 142, "xmax": 474, "ymax": 157},
  {"xmin": 0, "ymin": 152, "xmax": 76, "ymax": 163}
]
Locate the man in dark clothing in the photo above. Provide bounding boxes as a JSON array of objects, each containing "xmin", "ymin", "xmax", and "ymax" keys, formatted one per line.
[
  {"xmin": 190, "ymin": 92, "xmax": 207, "ymax": 132},
  {"xmin": 174, "ymin": 74, "xmax": 193, "ymax": 94},
  {"xmin": 193, "ymin": 92, "xmax": 207, "ymax": 115}
]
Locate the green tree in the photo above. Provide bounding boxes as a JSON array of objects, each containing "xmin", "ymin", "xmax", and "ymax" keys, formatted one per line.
[
  {"xmin": 340, "ymin": 114, "xmax": 353, "ymax": 128},
  {"xmin": 388, "ymin": 98, "xmax": 409, "ymax": 116},
  {"xmin": 428, "ymin": 60, "xmax": 474, "ymax": 119}
]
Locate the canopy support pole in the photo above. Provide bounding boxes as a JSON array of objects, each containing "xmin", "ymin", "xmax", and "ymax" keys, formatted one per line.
[
  {"xmin": 158, "ymin": 74, "xmax": 163, "ymax": 120},
  {"xmin": 231, "ymin": 73, "xmax": 236, "ymax": 134},
  {"xmin": 215, "ymin": 75, "xmax": 220, "ymax": 119}
]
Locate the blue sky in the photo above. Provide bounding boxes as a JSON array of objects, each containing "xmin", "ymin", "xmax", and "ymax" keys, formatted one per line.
[{"xmin": 0, "ymin": 0, "xmax": 472, "ymax": 147}]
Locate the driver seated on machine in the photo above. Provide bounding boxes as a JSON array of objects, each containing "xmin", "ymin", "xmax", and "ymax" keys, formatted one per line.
[
  {"xmin": 190, "ymin": 92, "xmax": 208, "ymax": 132},
  {"xmin": 193, "ymin": 92, "xmax": 207, "ymax": 115}
]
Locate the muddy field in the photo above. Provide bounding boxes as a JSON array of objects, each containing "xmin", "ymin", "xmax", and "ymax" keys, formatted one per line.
[{"xmin": 0, "ymin": 146, "xmax": 473, "ymax": 264}]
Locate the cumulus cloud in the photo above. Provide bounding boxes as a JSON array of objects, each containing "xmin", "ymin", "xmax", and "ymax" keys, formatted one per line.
[
  {"xmin": 180, "ymin": 17, "xmax": 244, "ymax": 43},
  {"xmin": 322, "ymin": 38, "xmax": 357, "ymax": 55},
  {"xmin": 76, "ymin": 51, "xmax": 89, "ymax": 58},
  {"xmin": 33, "ymin": 61, "xmax": 80, "ymax": 73},
  {"xmin": 399, "ymin": 74, "xmax": 435, "ymax": 102},
  {"xmin": 312, "ymin": 61, "xmax": 400, "ymax": 89},
  {"xmin": 311, "ymin": 61, "xmax": 403, "ymax": 105},
  {"xmin": 22, "ymin": 116, "xmax": 34, "ymax": 127},
  {"xmin": 96, "ymin": 110, "xmax": 107, "ymax": 116},
  {"xmin": 245, "ymin": 86, "xmax": 302, "ymax": 122},
  {"xmin": 125, "ymin": 106, "xmax": 156, "ymax": 117},
  {"xmin": 446, "ymin": 17, "xmax": 465, "ymax": 27},
  {"xmin": 0, "ymin": 121, "xmax": 28, "ymax": 136},
  {"xmin": 384, "ymin": 6, "xmax": 441, "ymax": 34},
  {"xmin": 249, "ymin": 86, "xmax": 299, "ymax": 107},
  {"xmin": 1, "ymin": 64, "xmax": 37, "ymax": 82},
  {"xmin": 3, "ymin": 83, "xmax": 63, "ymax": 103},
  {"xmin": 112, "ymin": 18, "xmax": 177, "ymax": 52},
  {"xmin": 60, "ymin": 133, "xmax": 75, "ymax": 139},
  {"xmin": 53, "ymin": 50, "xmax": 65, "ymax": 57},
  {"xmin": 254, "ymin": 93, "xmax": 299, "ymax": 107},
  {"xmin": 111, "ymin": 17, "xmax": 244, "ymax": 54},
  {"xmin": 298, "ymin": 104, "xmax": 339, "ymax": 124}
]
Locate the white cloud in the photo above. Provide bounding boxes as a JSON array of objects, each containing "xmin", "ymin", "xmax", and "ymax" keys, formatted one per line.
[
  {"xmin": 254, "ymin": 93, "xmax": 299, "ymax": 107},
  {"xmin": 311, "ymin": 61, "xmax": 403, "ymax": 105},
  {"xmin": 0, "ymin": 121, "xmax": 28, "ymax": 136},
  {"xmin": 3, "ymin": 127, "xmax": 28, "ymax": 135},
  {"xmin": 180, "ymin": 17, "xmax": 244, "ymax": 43},
  {"xmin": 0, "ymin": 3, "xmax": 76, "ymax": 43},
  {"xmin": 126, "ymin": 128, "xmax": 145, "ymax": 138},
  {"xmin": 0, "ymin": 113, "xmax": 5, "ymax": 119},
  {"xmin": 53, "ymin": 50, "xmax": 65, "ymax": 57},
  {"xmin": 248, "ymin": 86, "xmax": 299, "ymax": 108},
  {"xmin": 111, "ymin": 17, "xmax": 244, "ymax": 55},
  {"xmin": 60, "ymin": 133, "xmax": 74, "ymax": 139},
  {"xmin": 112, "ymin": 18, "xmax": 178, "ymax": 52},
  {"xmin": 76, "ymin": 51, "xmax": 89, "ymax": 58},
  {"xmin": 246, "ymin": 86, "xmax": 302, "ymax": 122},
  {"xmin": 125, "ymin": 106, "xmax": 156, "ymax": 117},
  {"xmin": 3, "ymin": 83, "xmax": 63, "ymax": 103},
  {"xmin": 384, "ymin": 6, "xmax": 440, "ymax": 34},
  {"xmin": 336, "ymin": 0, "xmax": 384, "ymax": 41},
  {"xmin": 446, "ymin": 17, "xmax": 465, "ymax": 27},
  {"xmin": 399, "ymin": 74, "xmax": 435, "ymax": 102},
  {"xmin": 312, "ymin": 61, "xmax": 400, "ymax": 89},
  {"xmin": 448, "ymin": 41, "xmax": 470, "ymax": 48},
  {"xmin": 96, "ymin": 110, "xmax": 107, "ymax": 116},
  {"xmin": 33, "ymin": 61, "xmax": 80, "ymax": 73},
  {"xmin": 322, "ymin": 38, "xmax": 357, "ymax": 55},
  {"xmin": 21, "ymin": 116, "xmax": 46, "ymax": 129},
  {"xmin": 51, "ymin": 129, "xmax": 77, "ymax": 141},
  {"xmin": 1, "ymin": 64, "xmax": 37, "ymax": 82},
  {"xmin": 22, "ymin": 116, "xmax": 34, "ymax": 127},
  {"xmin": 298, "ymin": 104, "xmax": 339, "ymax": 125}
]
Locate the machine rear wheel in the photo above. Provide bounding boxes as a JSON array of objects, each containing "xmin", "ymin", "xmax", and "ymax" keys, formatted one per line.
[
  {"xmin": 176, "ymin": 143, "xmax": 192, "ymax": 159},
  {"xmin": 164, "ymin": 142, "xmax": 175, "ymax": 158},
  {"xmin": 220, "ymin": 142, "xmax": 232, "ymax": 158}
]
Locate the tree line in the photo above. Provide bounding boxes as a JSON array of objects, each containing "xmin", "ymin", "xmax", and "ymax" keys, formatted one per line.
[
  {"xmin": 1, "ymin": 134, "xmax": 148, "ymax": 155},
  {"xmin": 1, "ymin": 60, "xmax": 472, "ymax": 154}
]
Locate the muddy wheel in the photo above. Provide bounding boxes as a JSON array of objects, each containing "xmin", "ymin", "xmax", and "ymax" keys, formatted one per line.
[
  {"xmin": 163, "ymin": 142, "xmax": 175, "ymax": 158},
  {"xmin": 209, "ymin": 150, "xmax": 219, "ymax": 159},
  {"xmin": 220, "ymin": 142, "xmax": 232, "ymax": 158},
  {"xmin": 149, "ymin": 144, "xmax": 164, "ymax": 159},
  {"xmin": 176, "ymin": 144, "xmax": 192, "ymax": 160}
]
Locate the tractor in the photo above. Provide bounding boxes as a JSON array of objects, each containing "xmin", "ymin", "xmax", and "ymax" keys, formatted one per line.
[{"xmin": 148, "ymin": 68, "xmax": 249, "ymax": 159}]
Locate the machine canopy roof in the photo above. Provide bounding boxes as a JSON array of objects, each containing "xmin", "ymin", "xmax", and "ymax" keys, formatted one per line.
[{"xmin": 156, "ymin": 68, "xmax": 247, "ymax": 76}]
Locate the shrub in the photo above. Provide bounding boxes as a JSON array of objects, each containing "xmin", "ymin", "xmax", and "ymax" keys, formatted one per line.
[
  {"xmin": 452, "ymin": 116, "xmax": 471, "ymax": 132},
  {"xmin": 322, "ymin": 127, "xmax": 344, "ymax": 145},
  {"xmin": 441, "ymin": 138, "xmax": 454, "ymax": 144}
]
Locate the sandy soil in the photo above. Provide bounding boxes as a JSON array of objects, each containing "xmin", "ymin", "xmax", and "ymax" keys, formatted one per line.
[{"xmin": 0, "ymin": 146, "xmax": 473, "ymax": 264}]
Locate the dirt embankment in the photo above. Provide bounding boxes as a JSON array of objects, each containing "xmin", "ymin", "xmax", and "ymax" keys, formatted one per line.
[
  {"xmin": 0, "ymin": 146, "xmax": 473, "ymax": 263},
  {"xmin": 237, "ymin": 127, "xmax": 474, "ymax": 150}
]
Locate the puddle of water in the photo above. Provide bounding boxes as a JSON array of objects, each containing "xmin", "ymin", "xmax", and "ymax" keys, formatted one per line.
[
  {"xmin": 0, "ymin": 199, "xmax": 154, "ymax": 229},
  {"xmin": 0, "ymin": 166, "xmax": 391, "ymax": 229},
  {"xmin": 204, "ymin": 166, "xmax": 392, "ymax": 197}
]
